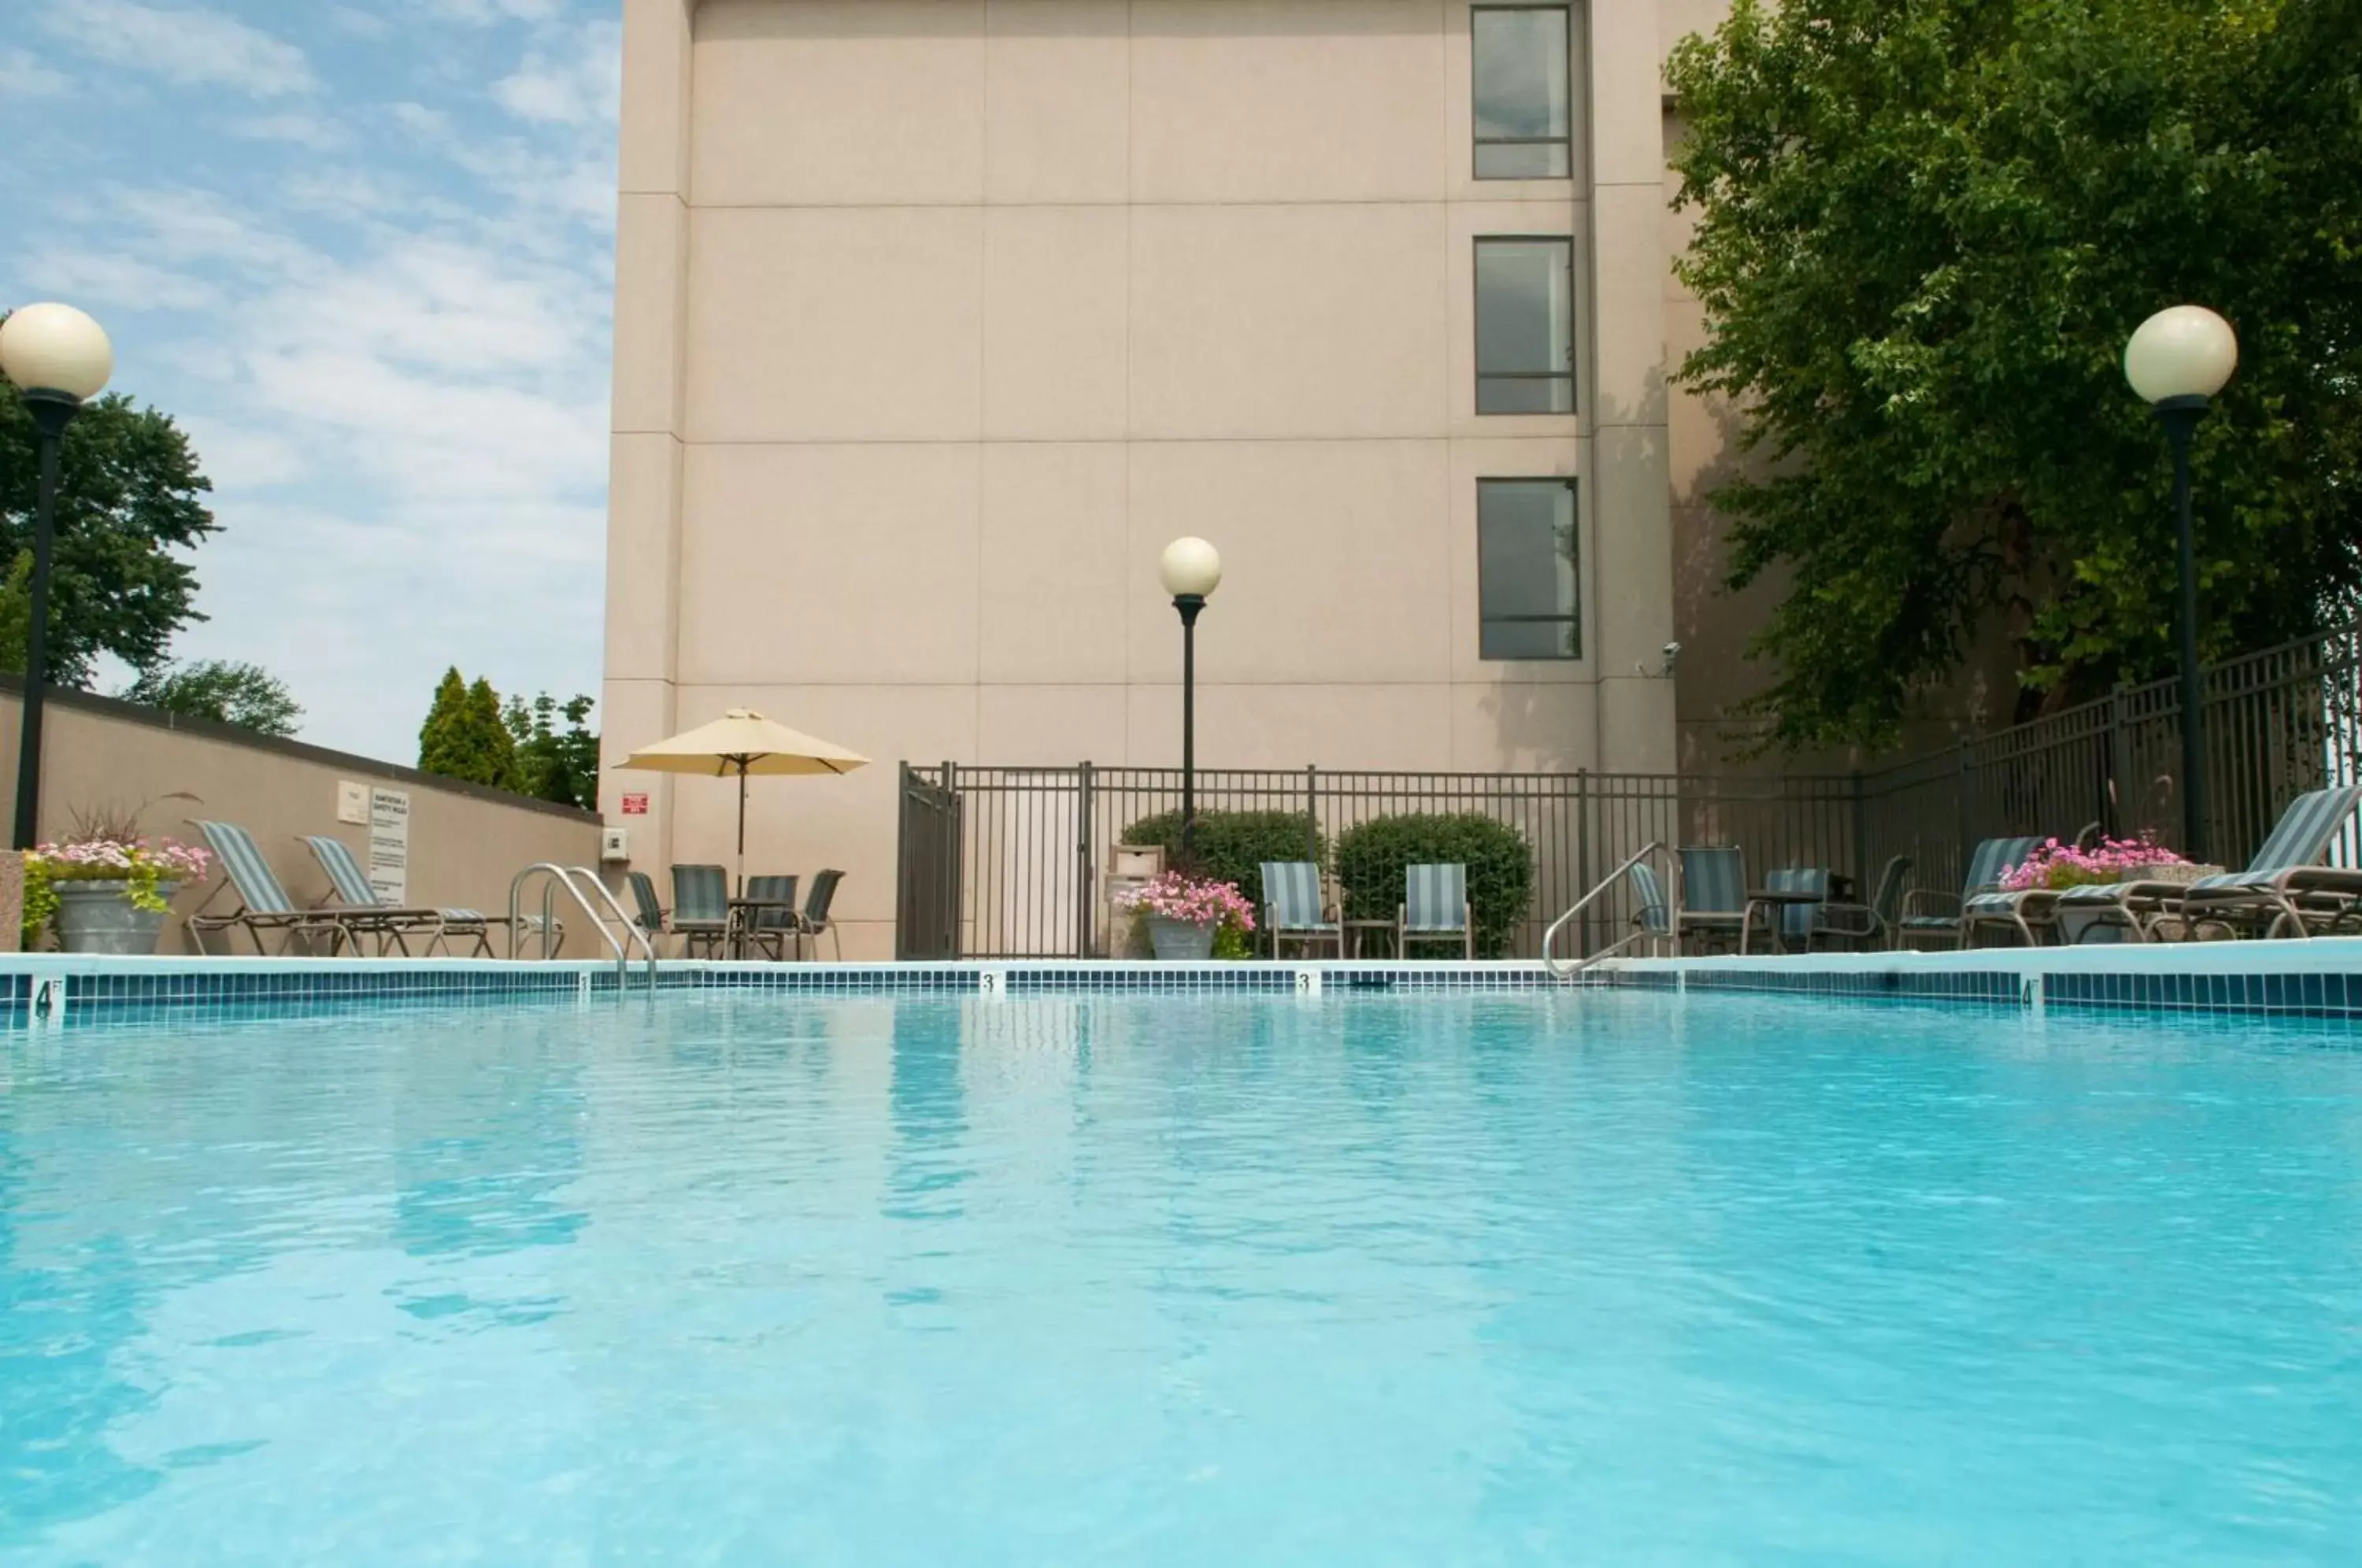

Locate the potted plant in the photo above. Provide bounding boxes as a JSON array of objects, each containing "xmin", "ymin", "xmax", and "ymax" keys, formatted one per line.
[
  {"xmin": 27, "ymin": 830, "xmax": 212, "ymax": 956},
  {"xmin": 1114, "ymin": 871, "xmax": 1256, "ymax": 961},
  {"xmin": 1999, "ymin": 834, "xmax": 2190, "ymax": 893}
]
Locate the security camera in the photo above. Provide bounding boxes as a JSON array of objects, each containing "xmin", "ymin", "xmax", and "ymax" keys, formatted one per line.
[{"xmin": 1662, "ymin": 641, "xmax": 1682, "ymax": 665}]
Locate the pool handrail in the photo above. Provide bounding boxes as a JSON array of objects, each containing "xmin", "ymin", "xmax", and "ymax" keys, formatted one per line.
[
  {"xmin": 1543, "ymin": 841, "xmax": 1672, "ymax": 978},
  {"xmin": 508, "ymin": 864, "xmax": 658, "ymax": 990}
]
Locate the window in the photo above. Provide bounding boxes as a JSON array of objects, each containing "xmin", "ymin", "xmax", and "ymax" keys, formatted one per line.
[
  {"xmin": 1479, "ymin": 479, "xmax": 1579, "ymax": 659},
  {"xmin": 1475, "ymin": 237, "xmax": 1574, "ymax": 413},
  {"xmin": 1474, "ymin": 6, "xmax": 1572, "ymax": 178}
]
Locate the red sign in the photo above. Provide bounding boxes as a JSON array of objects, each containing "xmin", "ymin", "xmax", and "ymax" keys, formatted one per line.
[{"xmin": 621, "ymin": 793, "xmax": 649, "ymax": 816}]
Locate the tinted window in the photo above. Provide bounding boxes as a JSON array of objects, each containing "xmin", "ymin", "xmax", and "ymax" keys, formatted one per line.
[
  {"xmin": 1475, "ymin": 238, "xmax": 1574, "ymax": 413},
  {"xmin": 1479, "ymin": 479, "xmax": 1580, "ymax": 659},
  {"xmin": 1474, "ymin": 7, "xmax": 1572, "ymax": 179}
]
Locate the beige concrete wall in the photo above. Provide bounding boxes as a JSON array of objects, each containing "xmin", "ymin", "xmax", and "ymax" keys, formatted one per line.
[
  {"xmin": 0, "ymin": 688, "xmax": 601, "ymax": 953},
  {"xmin": 605, "ymin": 0, "xmax": 1683, "ymax": 957}
]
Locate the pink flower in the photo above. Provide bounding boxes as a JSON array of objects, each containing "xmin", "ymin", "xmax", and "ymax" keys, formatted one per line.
[{"xmin": 1116, "ymin": 871, "xmax": 1257, "ymax": 930}]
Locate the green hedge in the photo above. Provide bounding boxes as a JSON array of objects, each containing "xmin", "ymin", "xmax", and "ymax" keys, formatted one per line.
[
  {"xmin": 1120, "ymin": 809, "xmax": 1324, "ymax": 915},
  {"xmin": 1334, "ymin": 813, "xmax": 1534, "ymax": 958}
]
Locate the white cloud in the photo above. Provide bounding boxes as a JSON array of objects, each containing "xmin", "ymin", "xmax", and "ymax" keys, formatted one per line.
[
  {"xmin": 11, "ymin": 249, "xmax": 219, "ymax": 313},
  {"xmin": 494, "ymin": 22, "xmax": 621, "ymax": 128},
  {"xmin": 43, "ymin": 0, "xmax": 317, "ymax": 97},
  {"xmin": 0, "ymin": 46, "xmax": 72, "ymax": 97},
  {"xmin": 228, "ymin": 110, "xmax": 348, "ymax": 150}
]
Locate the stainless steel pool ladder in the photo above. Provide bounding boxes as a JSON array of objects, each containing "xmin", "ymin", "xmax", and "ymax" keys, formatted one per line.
[
  {"xmin": 508, "ymin": 864, "xmax": 659, "ymax": 991},
  {"xmin": 1542, "ymin": 841, "xmax": 1674, "ymax": 978}
]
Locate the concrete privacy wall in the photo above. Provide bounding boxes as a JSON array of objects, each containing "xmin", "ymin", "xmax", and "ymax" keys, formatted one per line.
[{"xmin": 0, "ymin": 683, "xmax": 602, "ymax": 953}]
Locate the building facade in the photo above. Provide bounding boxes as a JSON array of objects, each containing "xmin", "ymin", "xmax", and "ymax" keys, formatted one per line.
[{"xmin": 603, "ymin": 0, "xmax": 1737, "ymax": 957}]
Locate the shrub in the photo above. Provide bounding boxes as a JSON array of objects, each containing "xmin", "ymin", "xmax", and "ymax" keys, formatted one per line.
[
  {"xmin": 1120, "ymin": 809, "xmax": 1324, "ymax": 919},
  {"xmin": 1335, "ymin": 813, "xmax": 1534, "ymax": 958}
]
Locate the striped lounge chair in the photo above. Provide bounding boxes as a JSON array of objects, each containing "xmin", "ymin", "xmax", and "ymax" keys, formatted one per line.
[
  {"xmin": 739, "ymin": 873, "xmax": 802, "ymax": 960},
  {"xmin": 1617, "ymin": 857, "xmax": 1679, "ymax": 959},
  {"xmin": 1674, "ymin": 845, "xmax": 1768, "ymax": 954},
  {"xmin": 1762, "ymin": 866, "xmax": 1833, "ymax": 952},
  {"xmin": 670, "ymin": 864, "xmax": 732, "ymax": 958},
  {"xmin": 1259, "ymin": 860, "xmax": 1344, "ymax": 960},
  {"xmin": 300, "ymin": 835, "xmax": 498, "ymax": 958},
  {"xmin": 2055, "ymin": 786, "xmax": 2362, "ymax": 942},
  {"xmin": 1812, "ymin": 854, "xmax": 1912, "ymax": 950},
  {"xmin": 1397, "ymin": 862, "xmax": 1473, "ymax": 960},
  {"xmin": 797, "ymin": 868, "xmax": 846, "ymax": 961},
  {"xmin": 1901, "ymin": 836, "xmax": 2042, "ymax": 949},
  {"xmin": 186, "ymin": 820, "xmax": 380, "ymax": 956}
]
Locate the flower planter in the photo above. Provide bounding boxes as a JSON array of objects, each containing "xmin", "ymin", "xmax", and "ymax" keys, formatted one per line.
[
  {"xmin": 1146, "ymin": 915, "xmax": 1216, "ymax": 961},
  {"xmin": 51, "ymin": 880, "xmax": 178, "ymax": 956}
]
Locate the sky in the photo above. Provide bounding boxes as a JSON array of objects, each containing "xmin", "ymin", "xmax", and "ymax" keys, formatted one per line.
[{"xmin": 0, "ymin": 0, "xmax": 621, "ymax": 760}]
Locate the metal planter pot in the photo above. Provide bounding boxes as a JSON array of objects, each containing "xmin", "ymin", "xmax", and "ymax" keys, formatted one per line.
[
  {"xmin": 1147, "ymin": 915, "xmax": 1216, "ymax": 961},
  {"xmin": 51, "ymin": 881, "xmax": 176, "ymax": 956}
]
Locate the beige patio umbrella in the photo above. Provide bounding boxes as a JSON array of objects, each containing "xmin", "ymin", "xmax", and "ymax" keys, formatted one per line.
[{"xmin": 615, "ymin": 708, "xmax": 869, "ymax": 890}]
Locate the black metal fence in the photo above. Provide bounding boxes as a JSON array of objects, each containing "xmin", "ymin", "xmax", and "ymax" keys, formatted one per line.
[{"xmin": 896, "ymin": 621, "xmax": 2362, "ymax": 960}]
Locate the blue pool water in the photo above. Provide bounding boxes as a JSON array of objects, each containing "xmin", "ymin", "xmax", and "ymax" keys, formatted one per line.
[{"xmin": 4, "ymin": 991, "xmax": 2361, "ymax": 1563}]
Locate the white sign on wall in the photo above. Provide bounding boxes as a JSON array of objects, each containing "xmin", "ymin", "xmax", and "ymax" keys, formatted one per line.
[
  {"xmin": 368, "ymin": 788, "xmax": 410, "ymax": 906},
  {"xmin": 335, "ymin": 780, "xmax": 369, "ymax": 826}
]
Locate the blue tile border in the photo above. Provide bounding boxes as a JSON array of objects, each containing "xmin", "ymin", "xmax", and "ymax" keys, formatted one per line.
[{"xmin": 2, "ymin": 945, "xmax": 2358, "ymax": 1025}]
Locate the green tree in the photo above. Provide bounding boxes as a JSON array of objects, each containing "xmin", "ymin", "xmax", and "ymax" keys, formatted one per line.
[
  {"xmin": 1668, "ymin": 0, "xmax": 2362, "ymax": 750},
  {"xmin": 0, "ymin": 550, "xmax": 32, "ymax": 674},
  {"xmin": 466, "ymin": 677, "xmax": 516, "ymax": 790},
  {"xmin": 418, "ymin": 668, "xmax": 516, "ymax": 788},
  {"xmin": 122, "ymin": 660, "xmax": 302, "ymax": 738},
  {"xmin": 0, "ymin": 376, "xmax": 218, "ymax": 686},
  {"xmin": 502, "ymin": 692, "xmax": 600, "ymax": 811}
]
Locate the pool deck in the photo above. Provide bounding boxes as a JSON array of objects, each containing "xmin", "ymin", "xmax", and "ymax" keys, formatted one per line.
[{"xmin": 0, "ymin": 937, "xmax": 2358, "ymax": 1023}]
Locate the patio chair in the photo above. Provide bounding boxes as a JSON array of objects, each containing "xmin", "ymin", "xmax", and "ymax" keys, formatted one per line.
[
  {"xmin": 1815, "ymin": 855, "xmax": 1912, "ymax": 950},
  {"xmin": 796, "ymin": 869, "xmax": 846, "ymax": 960},
  {"xmin": 186, "ymin": 820, "xmax": 371, "ymax": 956},
  {"xmin": 1617, "ymin": 857, "xmax": 1678, "ymax": 958},
  {"xmin": 2057, "ymin": 785, "xmax": 2362, "ymax": 942},
  {"xmin": 626, "ymin": 870, "xmax": 668, "ymax": 942},
  {"xmin": 1895, "ymin": 837, "xmax": 2042, "ymax": 949},
  {"xmin": 298, "ymin": 835, "xmax": 494, "ymax": 957},
  {"xmin": 1673, "ymin": 845, "xmax": 1770, "ymax": 954},
  {"xmin": 1762, "ymin": 867, "xmax": 1834, "ymax": 952},
  {"xmin": 670, "ymin": 864, "xmax": 732, "ymax": 958},
  {"xmin": 741, "ymin": 873, "xmax": 802, "ymax": 960},
  {"xmin": 1259, "ymin": 860, "xmax": 1344, "ymax": 960},
  {"xmin": 1397, "ymin": 863, "xmax": 1474, "ymax": 960}
]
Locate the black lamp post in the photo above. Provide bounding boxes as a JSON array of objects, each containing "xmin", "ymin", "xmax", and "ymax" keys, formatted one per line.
[
  {"xmin": 1157, "ymin": 537, "xmax": 1223, "ymax": 865},
  {"xmin": 2124, "ymin": 305, "xmax": 2238, "ymax": 864},
  {"xmin": 0, "ymin": 304, "xmax": 114, "ymax": 852}
]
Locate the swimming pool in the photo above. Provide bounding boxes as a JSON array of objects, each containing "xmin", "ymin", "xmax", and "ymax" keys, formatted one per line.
[{"xmin": 5, "ymin": 989, "xmax": 2359, "ymax": 1562}]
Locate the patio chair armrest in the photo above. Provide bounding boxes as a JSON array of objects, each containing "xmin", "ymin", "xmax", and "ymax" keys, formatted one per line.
[
  {"xmin": 1814, "ymin": 900, "xmax": 1877, "ymax": 934},
  {"xmin": 1901, "ymin": 889, "xmax": 1960, "ymax": 920}
]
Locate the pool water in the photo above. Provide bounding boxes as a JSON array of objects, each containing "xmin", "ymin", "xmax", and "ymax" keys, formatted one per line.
[{"xmin": 4, "ymin": 991, "xmax": 2360, "ymax": 1564}]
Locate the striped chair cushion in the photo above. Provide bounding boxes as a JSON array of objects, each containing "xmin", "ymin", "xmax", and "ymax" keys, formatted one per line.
[
  {"xmin": 1899, "ymin": 915, "xmax": 1957, "ymax": 930},
  {"xmin": 1403, "ymin": 864, "xmax": 1467, "ymax": 931},
  {"xmin": 1964, "ymin": 892, "xmax": 2021, "ymax": 915},
  {"xmin": 2188, "ymin": 869, "xmax": 2282, "ymax": 893},
  {"xmin": 195, "ymin": 820, "xmax": 300, "ymax": 916},
  {"xmin": 1963, "ymin": 836, "xmax": 2043, "ymax": 897},
  {"xmin": 1259, "ymin": 861, "xmax": 1332, "ymax": 930},
  {"xmin": 672, "ymin": 864, "xmax": 730, "ymax": 924},
  {"xmin": 302, "ymin": 835, "xmax": 382, "ymax": 907},
  {"xmin": 1679, "ymin": 846, "xmax": 1747, "ymax": 915},
  {"xmin": 1626, "ymin": 861, "xmax": 1671, "ymax": 936},
  {"xmin": 1764, "ymin": 867, "xmax": 1829, "ymax": 939},
  {"xmin": 2242, "ymin": 785, "xmax": 2362, "ymax": 874},
  {"xmin": 2056, "ymin": 883, "xmax": 2127, "ymax": 904}
]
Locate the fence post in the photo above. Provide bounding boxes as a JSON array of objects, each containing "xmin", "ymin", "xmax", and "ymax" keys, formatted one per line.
[
  {"xmin": 1076, "ymin": 760, "xmax": 1095, "ymax": 960},
  {"xmin": 1953, "ymin": 741, "xmax": 1971, "ymax": 875},
  {"xmin": 943, "ymin": 760, "xmax": 961, "ymax": 960},
  {"xmin": 894, "ymin": 762, "xmax": 913, "ymax": 960},
  {"xmin": 1574, "ymin": 767, "xmax": 1592, "ymax": 959},
  {"xmin": 1306, "ymin": 764, "xmax": 1320, "ymax": 865},
  {"xmin": 2107, "ymin": 683, "xmax": 2130, "ymax": 837},
  {"xmin": 1850, "ymin": 767, "xmax": 1868, "ymax": 890}
]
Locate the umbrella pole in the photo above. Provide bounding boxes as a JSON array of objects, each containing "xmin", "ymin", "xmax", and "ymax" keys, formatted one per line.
[{"xmin": 735, "ymin": 764, "xmax": 748, "ymax": 897}]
